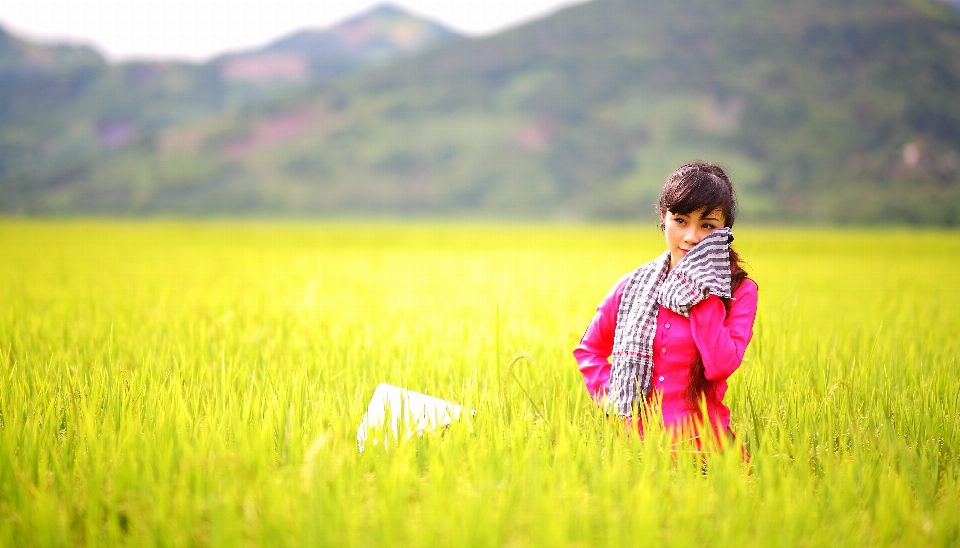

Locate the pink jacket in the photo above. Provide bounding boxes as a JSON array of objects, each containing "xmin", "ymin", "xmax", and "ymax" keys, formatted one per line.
[{"xmin": 574, "ymin": 272, "xmax": 758, "ymax": 433}]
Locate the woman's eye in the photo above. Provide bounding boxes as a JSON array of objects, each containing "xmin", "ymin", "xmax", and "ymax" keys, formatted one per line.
[{"xmin": 702, "ymin": 224, "xmax": 716, "ymax": 230}]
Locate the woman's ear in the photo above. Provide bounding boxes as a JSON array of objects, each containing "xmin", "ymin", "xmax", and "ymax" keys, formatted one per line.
[{"xmin": 659, "ymin": 211, "xmax": 667, "ymax": 230}]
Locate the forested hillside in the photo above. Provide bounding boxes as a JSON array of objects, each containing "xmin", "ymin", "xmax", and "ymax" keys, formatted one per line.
[
  {"xmin": 2, "ymin": 0, "xmax": 960, "ymax": 223},
  {"xmin": 0, "ymin": 4, "xmax": 459, "ymax": 213}
]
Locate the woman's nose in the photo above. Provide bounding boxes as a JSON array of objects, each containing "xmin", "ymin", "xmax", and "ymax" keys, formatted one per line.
[{"xmin": 684, "ymin": 229, "xmax": 700, "ymax": 244}]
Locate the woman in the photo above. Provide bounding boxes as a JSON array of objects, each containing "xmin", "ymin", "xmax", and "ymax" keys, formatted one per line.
[{"xmin": 573, "ymin": 162, "xmax": 758, "ymax": 447}]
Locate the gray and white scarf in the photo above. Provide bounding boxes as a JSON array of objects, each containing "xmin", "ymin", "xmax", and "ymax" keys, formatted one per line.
[{"xmin": 608, "ymin": 227, "xmax": 734, "ymax": 417}]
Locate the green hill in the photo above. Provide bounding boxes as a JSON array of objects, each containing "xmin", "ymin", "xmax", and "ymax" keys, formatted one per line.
[
  {"xmin": 210, "ymin": 4, "xmax": 460, "ymax": 105},
  {"xmin": 3, "ymin": 0, "xmax": 960, "ymax": 223},
  {"xmin": 0, "ymin": 4, "xmax": 459, "ymax": 213}
]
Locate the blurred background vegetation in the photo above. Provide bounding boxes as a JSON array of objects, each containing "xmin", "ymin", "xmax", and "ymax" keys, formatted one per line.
[{"xmin": 2, "ymin": 0, "xmax": 960, "ymax": 223}]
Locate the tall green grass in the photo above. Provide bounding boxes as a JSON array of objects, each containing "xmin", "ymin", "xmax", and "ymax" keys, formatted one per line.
[{"xmin": 0, "ymin": 220, "xmax": 958, "ymax": 546}]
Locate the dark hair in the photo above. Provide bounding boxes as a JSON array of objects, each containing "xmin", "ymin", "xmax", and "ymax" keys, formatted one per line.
[
  {"xmin": 657, "ymin": 161, "xmax": 749, "ymax": 411},
  {"xmin": 658, "ymin": 162, "xmax": 737, "ymax": 227}
]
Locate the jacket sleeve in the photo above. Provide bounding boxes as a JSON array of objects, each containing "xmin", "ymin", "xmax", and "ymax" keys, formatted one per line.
[
  {"xmin": 573, "ymin": 274, "xmax": 630, "ymax": 401},
  {"xmin": 689, "ymin": 279, "xmax": 758, "ymax": 382}
]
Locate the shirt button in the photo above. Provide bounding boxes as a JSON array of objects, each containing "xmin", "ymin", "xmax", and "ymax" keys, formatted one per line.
[
  {"xmin": 665, "ymin": 323, "xmax": 671, "ymax": 329},
  {"xmin": 658, "ymin": 376, "xmax": 665, "ymax": 382},
  {"xmin": 661, "ymin": 348, "xmax": 667, "ymax": 354}
]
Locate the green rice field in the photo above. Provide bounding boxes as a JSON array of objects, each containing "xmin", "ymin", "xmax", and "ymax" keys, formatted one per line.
[{"xmin": 1, "ymin": 220, "xmax": 958, "ymax": 546}]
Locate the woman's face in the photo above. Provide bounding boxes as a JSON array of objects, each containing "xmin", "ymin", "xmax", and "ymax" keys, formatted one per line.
[{"xmin": 662, "ymin": 207, "xmax": 726, "ymax": 269}]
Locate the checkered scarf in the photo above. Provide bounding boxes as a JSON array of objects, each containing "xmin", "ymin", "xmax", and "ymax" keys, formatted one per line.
[{"xmin": 608, "ymin": 228, "xmax": 734, "ymax": 417}]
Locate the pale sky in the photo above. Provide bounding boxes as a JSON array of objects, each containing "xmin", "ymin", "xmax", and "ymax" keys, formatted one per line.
[{"xmin": 0, "ymin": 0, "xmax": 589, "ymax": 62}]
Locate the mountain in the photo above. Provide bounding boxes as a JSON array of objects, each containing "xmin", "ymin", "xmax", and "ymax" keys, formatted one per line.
[
  {"xmin": 0, "ymin": 4, "xmax": 461, "ymax": 211},
  {"xmin": 262, "ymin": 5, "xmax": 457, "ymax": 77},
  {"xmin": 214, "ymin": 5, "xmax": 459, "ymax": 87},
  {"xmin": 3, "ymin": 0, "xmax": 960, "ymax": 223}
]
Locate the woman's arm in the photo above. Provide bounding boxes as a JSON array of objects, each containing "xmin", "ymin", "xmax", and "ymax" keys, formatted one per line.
[
  {"xmin": 573, "ymin": 274, "xmax": 630, "ymax": 401},
  {"xmin": 689, "ymin": 279, "xmax": 758, "ymax": 382}
]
